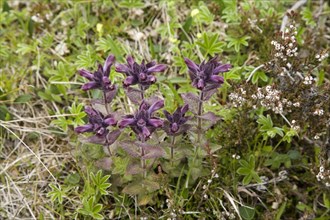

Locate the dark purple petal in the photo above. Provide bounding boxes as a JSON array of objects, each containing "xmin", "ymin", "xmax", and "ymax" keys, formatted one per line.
[
  {"xmin": 75, "ymin": 124, "xmax": 94, "ymax": 133},
  {"xmin": 104, "ymin": 117, "xmax": 117, "ymax": 126},
  {"xmin": 115, "ymin": 64, "xmax": 130, "ymax": 74},
  {"xmin": 79, "ymin": 69, "xmax": 94, "ymax": 80},
  {"xmin": 181, "ymin": 104, "xmax": 189, "ymax": 115},
  {"xmin": 184, "ymin": 58, "xmax": 199, "ymax": 73},
  {"xmin": 102, "ymin": 76, "xmax": 111, "ymax": 85},
  {"xmin": 126, "ymin": 55, "xmax": 135, "ymax": 66},
  {"xmin": 148, "ymin": 100, "xmax": 164, "ymax": 114},
  {"xmin": 82, "ymin": 81, "xmax": 99, "ymax": 90},
  {"xmin": 146, "ymin": 61, "xmax": 156, "ymax": 68},
  {"xmin": 171, "ymin": 123, "xmax": 179, "ymax": 132},
  {"xmin": 147, "ymin": 64, "xmax": 167, "ymax": 73},
  {"xmin": 142, "ymin": 126, "xmax": 151, "ymax": 138},
  {"xmin": 210, "ymin": 75, "xmax": 224, "ymax": 84},
  {"xmin": 84, "ymin": 106, "xmax": 95, "ymax": 116},
  {"xmin": 118, "ymin": 118, "xmax": 136, "ymax": 128},
  {"xmin": 197, "ymin": 79, "xmax": 205, "ymax": 90},
  {"xmin": 123, "ymin": 76, "xmax": 137, "ymax": 87},
  {"xmin": 147, "ymin": 75, "xmax": 156, "ymax": 84},
  {"xmin": 163, "ymin": 110, "xmax": 172, "ymax": 121},
  {"xmin": 148, "ymin": 118, "xmax": 164, "ymax": 128},
  {"xmin": 213, "ymin": 64, "xmax": 232, "ymax": 74},
  {"xmin": 96, "ymin": 127, "xmax": 106, "ymax": 136},
  {"xmin": 103, "ymin": 54, "xmax": 115, "ymax": 76},
  {"xmin": 139, "ymin": 72, "xmax": 147, "ymax": 80}
]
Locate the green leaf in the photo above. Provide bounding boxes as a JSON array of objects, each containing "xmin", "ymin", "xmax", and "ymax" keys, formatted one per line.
[
  {"xmin": 242, "ymin": 174, "xmax": 252, "ymax": 185},
  {"xmin": 301, "ymin": 7, "xmax": 316, "ymax": 27},
  {"xmin": 239, "ymin": 206, "xmax": 255, "ymax": 220},
  {"xmin": 275, "ymin": 201, "xmax": 287, "ymax": 220},
  {"xmin": 65, "ymin": 172, "xmax": 81, "ymax": 185},
  {"xmin": 196, "ymin": 32, "xmax": 224, "ymax": 56},
  {"xmin": 14, "ymin": 94, "xmax": 32, "ymax": 103},
  {"xmin": 237, "ymin": 167, "xmax": 251, "ymax": 175},
  {"xmin": 252, "ymin": 71, "xmax": 268, "ymax": 84},
  {"xmin": 323, "ymin": 193, "xmax": 330, "ymax": 209},
  {"xmin": 47, "ymin": 183, "xmax": 66, "ymax": 204},
  {"xmin": 227, "ymin": 36, "xmax": 250, "ymax": 52}
]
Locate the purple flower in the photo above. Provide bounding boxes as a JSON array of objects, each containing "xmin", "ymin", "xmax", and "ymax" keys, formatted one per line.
[
  {"xmin": 79, "ymin": 55, "xmax": 116, "ymax": 91},
  {"xmin": 163, "ymin": 104, "xmax": 191, "ymax": 136},
  {"xmin": 115, "ymin": 56, "xmax": 167, "ymax": 89},
  {"xmin": 184, "ymin": 56, "xmax": 231, "ymax": 92},
  {"xmin": 75, "ymin": 106, "xmax": 117, "ymax": 137},
  {"xmin": 118, "ymin": 100, "xmax": 164, "ymax": 141}
]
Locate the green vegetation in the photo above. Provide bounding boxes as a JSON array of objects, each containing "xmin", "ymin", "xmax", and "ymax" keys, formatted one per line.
[{"xmin": 0, "ymin": 0, "xmax": 329, "ymax": 219}]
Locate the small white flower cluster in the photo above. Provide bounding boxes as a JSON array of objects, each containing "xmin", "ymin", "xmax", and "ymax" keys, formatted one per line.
[
  {"xmin": 32, "ymin": 14, "xmax": 44, "ymax": 23},
  {"xmin": 291, "ymin": 120, "xmax": 300, "ymax": 131},
  {"xmin": 315, "ymin": 53, "xmax": 329, "ymax": 62},
  {"xmin": 229, "ymin": 88, "xmax": 246, "ymax": 107},
  {"xmin": 252, "ymin": 86, "xmax": 284, "ymax": 114},
  {"xmin": 303, "ymin": 75, "xmax": 314, "ymax": 85},
  {"xmin": 232, "ymin": 154, "xmax": 240, "ymax": 160},
  {"xmin": 271, "ymin": 25, "xmax": 298, "ymax": 62},
  {"xmin": 313, "ymin": 109, "xmax": 324, "ymax": 116},
  {"xmin": 55, "ymin": 42, "xmax": 70, "ymax": 56},
  {"xmin": 316, "ymin": 165, "xmax": 330, "ymax": 187},
  {"xmin": 220, "ymin": 211, "xmax": 236, "ymax": 220}
]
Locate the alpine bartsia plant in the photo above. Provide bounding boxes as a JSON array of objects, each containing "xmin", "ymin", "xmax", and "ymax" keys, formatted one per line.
[
  {"xmin": 79, "ymin": 55, "xmax": 115, "ymax": 91},
  {"xmin": 79, "ymin": 55, "xmax": 117, "ymax": 113},
  {"xmin": 115, "ymin": 55, "xmax": 167, "ymax": 98},
  {"xmin": 184, "ymin": 56, "xmax": 231, "ymax": 146},
  {"xmin": 75, "ymin": 106, "xmax": 120, "ymax": 147},
  {"xmin": 163, "ymin": 104, "xmax": 191, "ymax": 162},
  {"xmin": 118, "ymin": 100, "xmax": 164, "ymax": 177}
]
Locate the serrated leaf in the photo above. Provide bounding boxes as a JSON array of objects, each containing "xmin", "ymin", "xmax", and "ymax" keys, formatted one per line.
[
  {"xmin": 122, "ymin": 182, "xmax": 145, "ymax": 195},
  {"xmin": 181, "ymin": 92, "xmax": 199, "ymax": 114},
  {"xmin": 95, "ymin": 157, "xmax": 113, "ymax": 171},
  {"xmin": 142, "ymin": 145, "xmax": 165, "ymax": 159},
  {"xmin": 126, "ymin": 163, "xmax": 144, "ymax": 175},
  {"xmin": 120, "ymin": 141, "xmax": 140, "ymax": 158}
]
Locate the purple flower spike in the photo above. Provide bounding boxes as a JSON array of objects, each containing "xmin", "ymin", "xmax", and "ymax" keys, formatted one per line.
[
  {"xmin": 118, "ymin": 101, "xmax": 164, "ymax": 141},
  {"xmin": 79, "ymin": 54, "xmax": 116, "ymax": 92},
  {"xmin": 115, "ymin": 56, "xmax": 167, "ymax": 89},
  {"xmin": 184, "ymin": 56, "xmax": 231, "ymax": 92},
  {"xmin": 75, "ymin": 106, "xmax": 117, "ymax": 138},
  {"xmin": 163, "ymin": 104, "xmax": 191, "ymax": 136}
]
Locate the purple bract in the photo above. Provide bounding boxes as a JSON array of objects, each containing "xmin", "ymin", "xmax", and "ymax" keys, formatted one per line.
[
  {"xmin": 79, "ymin": 55, "xmax": 116, "ymax": 92},
  {"xmin": 115, "ymin": 55, "xmax": 167, "ymax": 89},
  {"xmin": 184, "ymin": 56, "xmax": 231, "ymax": 92},
  {"xmin": 75, "ymin": 106, "xmax": 117, "ymax": 136},
  {"xmin": 118, "ymin": 100, "xmax": 164, "ymax": 141},
  {"xmin": 163, "ymin": 104, "xmax": 191, "ymax": 136}
]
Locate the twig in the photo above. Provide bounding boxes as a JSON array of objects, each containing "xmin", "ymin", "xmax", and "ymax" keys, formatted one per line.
[
  {"xmin": 280, "ymin": 0, "xmax": 307, "ymax": 33},
  {"xmin": 246, "ymin": 64, "xmax": 264, "ymax": 82}
]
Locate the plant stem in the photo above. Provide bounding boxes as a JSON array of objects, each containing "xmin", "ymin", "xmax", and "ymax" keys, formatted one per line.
[
  {"xmin": 103, "ymin": 91, "xmax": 110, "ymax": 114},
  {"xmin": 140, "ymin": 85, "xmax": 145, "ymax": 100},
  {"xmin": 171, "ymin": 135, "xmax": 176, "ymax": 165},
  {"xmin": 197, "ymin": 91, "xmax": 204, "ymax": 147},
  {"xmin": 140, "ymin": 137, "xmax": 146, "ymax": 178}
]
